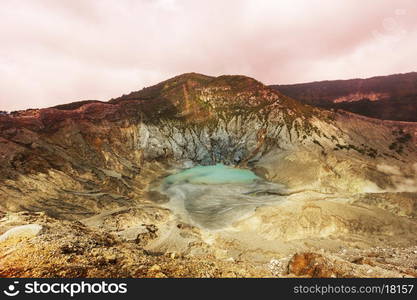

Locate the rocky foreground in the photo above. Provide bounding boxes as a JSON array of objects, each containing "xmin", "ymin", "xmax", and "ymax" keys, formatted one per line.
[
  {"xmin": 1, "ymin": 210, "xmax": 416, "ymax": 278},
  {"xmin": 0, "ymin": 73, "xmax": 417, "ymax": 277}
]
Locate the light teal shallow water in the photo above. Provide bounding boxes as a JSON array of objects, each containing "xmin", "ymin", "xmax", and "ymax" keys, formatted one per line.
[
  {"xmin": 159, "ymin": 163, "xmax": 285, "ymax": 229},
  {"xmin": 164, "ymin": 163, "xmax": 259, "ymax": 185}
]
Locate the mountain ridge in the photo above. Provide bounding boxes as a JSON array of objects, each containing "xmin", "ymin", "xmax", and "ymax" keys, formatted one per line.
[{"xmin": 270, "ymin": 71, "xmax": 417, "ymax": 122}]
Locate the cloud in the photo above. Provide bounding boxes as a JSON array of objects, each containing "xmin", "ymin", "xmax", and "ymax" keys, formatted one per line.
[
  {"xmin": 376, "ymin": 163, "xmax": 417, "ymax": 192},
  {"xmin": 0, "ymin": 0, "xmax": 417, "ymax": 110}
]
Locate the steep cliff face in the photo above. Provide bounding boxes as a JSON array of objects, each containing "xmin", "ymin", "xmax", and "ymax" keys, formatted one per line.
[
  {"xmin": 1, "ymin": 73, "xmax": 417, "ymax": 277},
  {"xmin": 271, "ymin": 72, "xmax": 417, "ymax": 121}
]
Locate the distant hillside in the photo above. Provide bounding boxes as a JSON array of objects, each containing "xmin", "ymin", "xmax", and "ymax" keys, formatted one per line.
[{"xmin": 271, "ymin": 72, "xmax": 417, "ymax": 122}]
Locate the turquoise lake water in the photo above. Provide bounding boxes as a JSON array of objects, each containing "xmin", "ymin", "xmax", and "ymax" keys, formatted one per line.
[
  {"xmin": 164, "ymin": 163, "xmax": 259, "ymax": 185},
  {"xmin": 158, "ymin": 163, "xmax": 286, "ymax": 229}
]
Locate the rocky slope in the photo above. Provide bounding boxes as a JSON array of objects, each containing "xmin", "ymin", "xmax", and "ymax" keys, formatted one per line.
[
  {"xmin": 1, "ymin": 73, "xmax": 417, "ymax": 277},
  {"xmin": 271, "ymin": 72, "xmax": 417, "ymax": 122}
]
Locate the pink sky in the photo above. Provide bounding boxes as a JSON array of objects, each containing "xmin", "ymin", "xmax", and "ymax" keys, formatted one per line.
[{"xmin": 1, "ymin": 0, "xmax": 417, "ymax": 111}]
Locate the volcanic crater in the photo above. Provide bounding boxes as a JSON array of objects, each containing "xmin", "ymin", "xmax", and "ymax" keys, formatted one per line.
[{"xmin": 1, "ymin": 73, "xmax": 417, "ymax": 277}]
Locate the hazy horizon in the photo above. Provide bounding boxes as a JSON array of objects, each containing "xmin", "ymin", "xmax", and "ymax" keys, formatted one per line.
[{"xmin": 1, "ymin": 0, "xmax": 417, "ymax": 111}]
